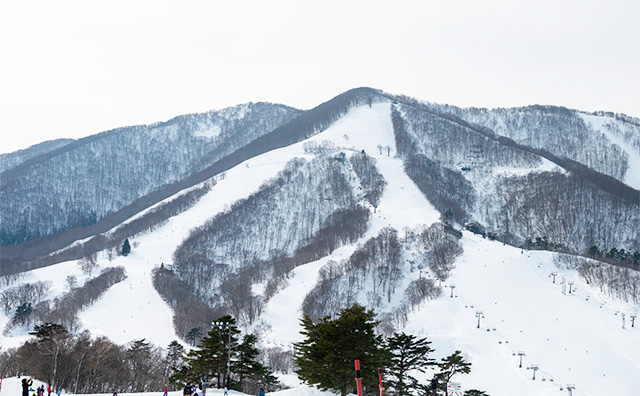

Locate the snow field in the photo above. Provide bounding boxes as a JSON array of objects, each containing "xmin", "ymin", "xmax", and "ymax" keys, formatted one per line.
[
  {"xmin": 580, "ymin": 114, "xmax": 640, "ymax": 190},
  {"xmin": 404, "ymin": 233, "xmax": 640, "ymax": 396}
]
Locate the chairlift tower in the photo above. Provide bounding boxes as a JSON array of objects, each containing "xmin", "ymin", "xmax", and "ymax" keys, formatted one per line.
[
  {"xmin": 476, "ymin": 311, "xmax": 484, "ymax": 329},
  {"xmin": 517, "ymin": 351, "xmax": 526, "ymax": 368}
]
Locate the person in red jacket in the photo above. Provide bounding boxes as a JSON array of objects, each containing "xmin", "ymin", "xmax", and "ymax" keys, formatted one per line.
[
  {"xmin": 163, "ymin": 385, "xmax": 168, "ymax": 396},
  {"xmin": 47, "ymin": 384, "xmax": 52, "ymax": 396}
]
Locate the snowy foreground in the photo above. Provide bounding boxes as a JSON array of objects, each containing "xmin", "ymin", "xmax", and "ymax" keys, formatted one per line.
[
  {"xmin": 1, "ymin": 104, "xmax": 639, "ymax": 396},
  {"xmin": 0, "ymin": 380, "xmax": 334, "ymax": 396}
]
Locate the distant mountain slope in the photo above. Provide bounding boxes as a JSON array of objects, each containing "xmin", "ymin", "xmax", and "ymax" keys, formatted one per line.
[
  {"xmin": 0, "ymin": 138, "xmax": 74, "ymax": 173},
  {"xmin": 424, "ymin": 102, "xmax": 640, "ymax": 188},
  {"xmin": 2, "ymin": 87, "xmax": 638, "ymax": 272},
  {"xmin": 0, "ymin": 103, "xmax": 301, "ymax": 246},
  {"xmin": 391, "ymin": 100, "xmax": 640, "ymax": 254},
  {"xmin": 0, "ymin": 88, "xmax": 387, "ymax": 271}
]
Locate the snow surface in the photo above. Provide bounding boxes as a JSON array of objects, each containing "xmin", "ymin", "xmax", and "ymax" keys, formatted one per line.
[
  {"xmin": 0, "ymin": 379, "xmax": 335, "ymax": 396},
  {"xmin": 2, "ymin": 103, "xmax": 639, "ymax": 395},
  {"xmin": 194, "ymin": 124, "xmax": 222, "ymax": 139},
  {"xmin": 580, "ymin": 114, "xmax": 640, "ymax": 189}
]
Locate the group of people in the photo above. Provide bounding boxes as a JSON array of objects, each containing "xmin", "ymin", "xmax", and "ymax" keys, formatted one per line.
[
  {"xmin": 180, "ymin": 384, "xmax": 265, "ymax": 396},
  {"xmin": 182, "ymin": 382, "xmax": 207, "ymax": 396},
  {"xmin": 21, "ymin": 378, "xmax": 58, "ymax": 396}
]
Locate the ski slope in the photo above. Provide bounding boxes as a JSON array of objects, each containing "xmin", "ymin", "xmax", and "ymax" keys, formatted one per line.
[
  {"xmin": 580, "ymin": 113, "xmax": 640, "ymax": 190},
  {"xmin": 1, "ymin": 103, "xmax": 639, "ymax": 395}
]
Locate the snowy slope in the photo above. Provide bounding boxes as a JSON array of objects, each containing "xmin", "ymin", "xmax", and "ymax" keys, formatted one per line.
[
  {"xmin": 405, "ymin": 234, "xmax": 640, "ymax": 396},
  {"xmin": 0, "ymin": 379, "xmax": 334, "ymax": 396},
  {"xmin": 580, "ymin": 113, "xmax": 640, "ymax": 189},
  {"xmin": 2, "ymin": 103, "xmax": 639, "ymax": 396}
]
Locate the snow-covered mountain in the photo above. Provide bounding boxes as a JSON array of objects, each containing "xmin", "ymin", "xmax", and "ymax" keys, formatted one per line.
[
  {"xmin": 1, "ymin": 89, "xmax": 639, "ymax": 395},
  {"xmin": 0, "ymin": 102, "xmax": 301, "ymax": 247}
]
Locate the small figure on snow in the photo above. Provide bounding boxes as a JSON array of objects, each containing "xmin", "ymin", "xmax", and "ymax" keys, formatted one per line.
[
  {"xmin": 258, "ymin": 388, "xmax": 266, "ymax": 396},
  {"xmin": 22, "ymin": 378, "xmax": 33, "ymax": 396},
  {"xmin": 223, "ymin": 387, "xmax": 228, "ymax": 396}
]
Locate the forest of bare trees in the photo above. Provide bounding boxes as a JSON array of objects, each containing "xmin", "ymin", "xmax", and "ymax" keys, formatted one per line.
[
  {"xmin": 303, "ymin": 223, "xmax": 462, "ymax": 334},
  {"xmin": 2, "ymin": 267, "xmax": 126, "ymax": 336}
]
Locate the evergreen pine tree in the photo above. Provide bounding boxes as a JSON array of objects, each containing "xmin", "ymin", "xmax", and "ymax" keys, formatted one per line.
[
  {"xmin": 184, "ymin": 328, "xmax": 224, "ymax": 385},
  {"xmin": 386, "ymin": 332, "xmax": 435, "ymax": 396},
  {"xmin": 122, "ymin": 238, "xmax": 131, "ymax": 256},
  {"xmin": 233, "ymin": 334, "xmax": 273, "ymax": 393},
  {"xmin": 186, "ymin": 327, "xmax": 202, "ymax": 346},
  {"xmin": 167, "ymin": 340, "xmax": 186, "ymax": 384},
  {"xmin": 182, "ymin": 315, "xmax": 241, "ymax": 388},
  {"xmin": 13, "ymin": 302, "xmax": 33, "ymax": 325},
  {"xmin": 294, "ymin": 304, "xmax": 386, "ymax": 396},
  {"xmin": 436, "ymin": 350, "xmax": 471, "ymax": 396}
]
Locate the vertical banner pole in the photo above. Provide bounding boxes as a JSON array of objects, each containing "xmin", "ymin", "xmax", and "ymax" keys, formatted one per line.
[{"xmin": 355, "ymin": 360, "xmax": 363, "ymax": 396}]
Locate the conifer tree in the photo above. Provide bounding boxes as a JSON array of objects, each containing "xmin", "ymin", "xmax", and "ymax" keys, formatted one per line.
[
  {"xmin": 182, "ymin": 315, "xmax": 240, "ymax": 388},
  {"xmin": 233, "ymin": 333, "xmax": 272, "ymax": 392},
  {"xmin": 386, "ymin": 332, "xmax": 435, "ymax": 396},
  {"xmin": 436, "ymin": 350, "xmax": 471, "ymax": 396},
  {"xmin": 294, "ymin": 304, "xmax": 386, "ymax": 396},
  {"xmin": 122, "ymin": 238, "xmax": 131, "ymax": 256}
]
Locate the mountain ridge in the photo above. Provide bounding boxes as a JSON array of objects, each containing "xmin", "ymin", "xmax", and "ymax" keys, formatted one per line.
[{"xmin": 1, "ymin": 88, "xmax": 638, "ymax": 271}]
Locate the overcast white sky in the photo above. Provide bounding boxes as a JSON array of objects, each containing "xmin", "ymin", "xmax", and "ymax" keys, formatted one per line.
[{"xmin": 1, "ymin": 0, "xmax": 638, "ymax": 154}]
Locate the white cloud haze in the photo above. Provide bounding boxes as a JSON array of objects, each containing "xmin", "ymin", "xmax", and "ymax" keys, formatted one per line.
[{"xmin": 1, "ymin": 0, "xmax": 638, "ymax": 153}]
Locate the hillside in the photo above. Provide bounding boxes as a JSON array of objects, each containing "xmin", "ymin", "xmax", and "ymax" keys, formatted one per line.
[
  {"xmin": 1, "ymin": 93, "xmax": 639, "ymax": 395},
  {"xmin": 0, "ymin": 102, "xmax": 301, "ymax": 247}
]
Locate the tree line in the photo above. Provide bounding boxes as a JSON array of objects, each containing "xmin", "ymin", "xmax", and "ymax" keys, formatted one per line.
[
  {"xmin": 2, "ymin": 267, "xmax": 126, "ymax": 336},
  {"xmin": 0, "ymin": 323, "xmax": 171, "ymax": 393},
  {"xmin": 303, "ymin": 223, "xmax": 462, "ymax": 336},
  {"xmin": 0, "ymin": 305, "xmax": 487, "ymax": 396},
  {"xmin": 166, "ymin": 152, "xmax": 381, "ymax": 331},
  {"xmin": 295, "ymin": 304, "xmax": 487, "ymax": 396}
]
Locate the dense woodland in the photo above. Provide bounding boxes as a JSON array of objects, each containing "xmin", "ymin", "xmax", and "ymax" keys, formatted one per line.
[
  {"xmin": 0, "ymin": 320, "xmax": 279, "ymax": 394},
  {"xmin": 1, "ymin": 267, "xmax": 127, "ymax": 336},
  {"xmin": 304, "ymin": 223, "xmax": 462, "ymax": 334},
  {"xmin": 430, "ymin": 103, "xmax": 636, "ymax": 181},
  {"xmin": 159, "ymin": 151, "xmax": 383, "ymax": 334},
  {"xmin": 392, "ymin": 101, "xmax": 640, "ymax": 255},
  {"xmin": 0, "ymin": 103, "xmax": 301, "ymax": 245},
  {"xmin": 0, "ymin": 305, "xmax": 488, "ymax": 396}
]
